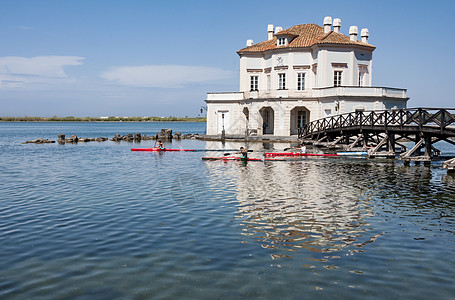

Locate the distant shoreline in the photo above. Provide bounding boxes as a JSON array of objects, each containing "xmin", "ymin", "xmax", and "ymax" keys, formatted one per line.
[{"xmin": 0, "ymin": 116, "xmax": 206, "ymax": 122}]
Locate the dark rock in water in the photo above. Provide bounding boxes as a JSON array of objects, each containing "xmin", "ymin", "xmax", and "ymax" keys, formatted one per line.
[
  {"xmin": 157, "ymin": 129, "xmax": 173, "ymax": 140},
  {"xmin": 65, "ymin": 135, "xmax": 79, "ymax": 143},
  {"xmin": 111, "ymin": 133, "xmax": 122, "ymax": 141},
  {"xmin": 57, "ymin": 134, "xmax": 108, "ymax": 143},
  {"xmin": 173, "ymin": 132, "xmax": 182, "ymax": 139},
  {"xmin": 141, "ymin": 135, "xmax": 155, "ymax": 140},
  {"xmin": 25, "ymin": 138, "xmax": 55, "ymax": 144},
  {"xmin": 122, "ymin": 133, "xmax": 134, "ymax": 141},
  {"xmin": 134, "ymin": 133, "xmax": 141, "ymax": 141},
  {"xmin": 182, "ymin": 134, "xmax": 193, "ymax": 139},
  {"xmin": 88, "ymin": 138, "xmax": 96, "ymax": 142},
  {"xmin": 57, "ymin": 134, "xmax": 66, "ymax": 144}
]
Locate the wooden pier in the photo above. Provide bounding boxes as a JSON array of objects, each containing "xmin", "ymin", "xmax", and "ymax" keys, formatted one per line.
[{"xmin": 299, "ymin": 108, "xmax": 455, "ymax": 169}]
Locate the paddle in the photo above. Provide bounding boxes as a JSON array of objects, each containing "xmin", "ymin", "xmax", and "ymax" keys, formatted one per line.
[
  {"xmin": 193, "ymin": 149, "xmax": 238, "ymax": 152},
  {"xmin": 223, "ymin": 150, "xmax": 253, "ymax": 156},
  {"xmin": 284, "ymin": 145, "xmax": 305, "ymax": 151}
]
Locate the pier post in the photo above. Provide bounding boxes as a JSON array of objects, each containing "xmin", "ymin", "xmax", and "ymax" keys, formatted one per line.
[
  {"xmin": 424, "ymin": 135, "xmax": 432, "ymax": 158},
  {"xmin": 443, "ymin": 158, "xmax": 455, "ymax": 173}
]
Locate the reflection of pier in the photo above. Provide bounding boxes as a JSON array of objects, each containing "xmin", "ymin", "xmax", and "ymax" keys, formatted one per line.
[
  {"xmin": 299, "ymin": 108, "xmax": 455, "ymax": 164},
  {"xmin": 203, "ymin": 154, "xmax": 455, "ymax": 265}
]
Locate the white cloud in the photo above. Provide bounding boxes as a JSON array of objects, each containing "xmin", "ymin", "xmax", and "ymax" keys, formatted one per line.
[
  {"xmin": 0, "ymin": 56, "xmax": 84, "ymax": 88},
  {"xmin": 101, "ymin": 65, "xmax": 233, "ymax": 88}
]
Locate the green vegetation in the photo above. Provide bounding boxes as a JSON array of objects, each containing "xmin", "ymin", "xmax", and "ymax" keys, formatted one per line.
[{"xmin": 0, "ymin": 116, "xmax": 207, "ymax": 122}]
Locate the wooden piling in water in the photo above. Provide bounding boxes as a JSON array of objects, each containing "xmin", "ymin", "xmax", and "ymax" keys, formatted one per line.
[{"xmin": 443, "ymin": 158, "xmax": 455, "ymax": 172}]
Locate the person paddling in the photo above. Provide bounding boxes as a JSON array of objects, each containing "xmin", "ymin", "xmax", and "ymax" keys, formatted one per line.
[
  {"xmin": 156, "ymin": 140, "xmax": 165, "ymax": 150},
  {"xmin": 238, "ymin": 147, "xmax": 248, "ymax": 160},
  {"xmin": 294, "ymin": 142, "xmax": 306, "ymax": 154}
]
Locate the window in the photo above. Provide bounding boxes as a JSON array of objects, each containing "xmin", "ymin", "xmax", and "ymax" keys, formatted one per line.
[
  {"xmin": 297, "ymin": 73, "xmax": 305, "ymax": 90},
  {"xmin": 250, "ymin": 75, "xmax": 258, "ymax": 91},
  {"xmin": 267, "ymin": 75, "xmax": 271, "ymax": 92},
  {"xmin": 334, "ymin": 71, "xmax": 342, "ymax": 87},
  {"xmin": 358, "ymin": 71, "xmax": 366, "ymax": 87},
  {"xmin": 313, "ymin": 65, "xmax": 318, "ymax": 87},
  {"xmin": 278, "ymin": 73, "xmax": 286, "ymax": 90},
  {"xmin": 277, "ymin": 37, "xmax": 286, "ymax": 46},
  {"xmin": 358, "ymin": 65, "xmax": 367, "ymax": 86}
]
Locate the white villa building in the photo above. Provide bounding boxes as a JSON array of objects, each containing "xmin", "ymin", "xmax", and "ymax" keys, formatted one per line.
[{"xmin": 205, "ymin": 16, "xmax": 408, "ymax": 137}]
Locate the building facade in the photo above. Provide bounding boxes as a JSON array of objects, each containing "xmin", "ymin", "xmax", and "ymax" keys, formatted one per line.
[{"xmin": 205, "ymin": 16, "xmax": 408, "ymax": 136}]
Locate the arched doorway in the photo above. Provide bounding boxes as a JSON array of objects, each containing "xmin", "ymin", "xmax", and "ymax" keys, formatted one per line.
[
  {"xmin": 260, "ymin": 107, "xmax": 274, "ymax": 135},
  {"xmin": 290, "ymin": 107, "xmax": 309, "ymax": 135}
]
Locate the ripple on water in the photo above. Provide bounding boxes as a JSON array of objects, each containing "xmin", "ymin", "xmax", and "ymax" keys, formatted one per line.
[{"xmin": 0, "ymin": 125, "xmax": 454, "ymax": 299}]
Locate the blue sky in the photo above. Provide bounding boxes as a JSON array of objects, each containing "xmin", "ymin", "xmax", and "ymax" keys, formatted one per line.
[{"xmin": 0, "ymin": 0, "xmax": 453, "ymax": 117}]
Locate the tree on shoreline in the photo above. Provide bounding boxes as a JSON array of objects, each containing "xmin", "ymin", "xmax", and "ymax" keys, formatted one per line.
[{"xmin": 0, "ymin": 116, "xmax": 206, "ymax": 122}]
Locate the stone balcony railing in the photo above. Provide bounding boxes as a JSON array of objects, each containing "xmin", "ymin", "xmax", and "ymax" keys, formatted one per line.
[
  {"xmin": 207, "ymin": 86, "xmax": 407, "ymax": 101},
  {"xmin": 312, "ymin": 86, "xmax": 408, "ymax": 98},
  {"xmin": 206, "ymin": 92, "xmax": 245, "ymax": 101}
]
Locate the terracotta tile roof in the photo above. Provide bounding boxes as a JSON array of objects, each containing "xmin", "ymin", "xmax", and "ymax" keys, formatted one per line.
[
  {"xmin": 238, "ymin": 23, "xmax": 375, "ymax": 54},
  {"xmin": 274, "ymin": 29, "xmax": 298, "ymax": 37}
]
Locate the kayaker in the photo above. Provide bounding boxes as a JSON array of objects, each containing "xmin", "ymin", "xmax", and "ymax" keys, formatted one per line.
[
  {"xmin": 239, "ymin": 147, "xmax": 248, "ymax": 160},
  {"xmin": 294, "ymin": 142, "xmax": 306, "ymax": 154},
  {"xmin": 157, "ymin": 140, "xmax": 165, "ymax": 150}
]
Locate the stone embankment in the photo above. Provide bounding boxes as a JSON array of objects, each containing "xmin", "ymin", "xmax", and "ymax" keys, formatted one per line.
[{"xmin": 25, "ymin": 129, "xmax": 200, "ymax": 144}]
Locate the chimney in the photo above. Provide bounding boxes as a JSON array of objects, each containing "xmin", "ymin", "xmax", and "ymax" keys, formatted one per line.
[
  {"xmin": 267, "ymin": 24, "xmax": 274, "ymax": 40},
  {"xmin": 275, "ymin": 26, "xmax": 283, "ymax": 34},
  {"xmin": 333, "ymin": 18, "xmax": 341, "ymax": 33},
  {"xmin": 323, "ymin": 16, "xmax": 332, "ymax": 33},
  {"xmin": 349, "ymin": 26, "xmax": 358, "ymax": 41},
  {"xmin": 361, "ymin": 28, "xmax": 369, "ymax": 43},
  {"xmin": 246, "ymin": 39, "xmax": 254, "ymax": 47}
]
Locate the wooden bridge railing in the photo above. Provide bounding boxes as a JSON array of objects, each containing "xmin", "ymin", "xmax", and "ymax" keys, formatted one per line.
[{"xmin": 298, "ymin": 108, "xmax": 455, "ymax": 139}]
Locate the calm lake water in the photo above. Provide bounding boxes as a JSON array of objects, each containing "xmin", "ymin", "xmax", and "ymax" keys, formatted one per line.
[{"xmin": 0, "ymin": 122, "xmax": 454, "ymax": 299}]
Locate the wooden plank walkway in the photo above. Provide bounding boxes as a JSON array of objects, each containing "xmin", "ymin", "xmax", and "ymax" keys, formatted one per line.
[{"xmin": 299, "ymin": 108, "xmax": 455, "ymax": 169}]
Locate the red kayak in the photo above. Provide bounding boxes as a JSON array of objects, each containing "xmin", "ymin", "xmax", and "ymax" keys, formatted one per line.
[
  {"xmin": 131, "ymin": 148, "xmax": 194, "ymax": 152},
  {"xmin": 202, "ymin": 156, "xmax": 285, "ymax": 161},
  {"xmin": 264, "ymin": 152, "xmax": 339, "ymax": 157}
]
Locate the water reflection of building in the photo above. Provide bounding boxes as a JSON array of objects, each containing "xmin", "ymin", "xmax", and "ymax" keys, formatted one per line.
[
  {"xmin": 204, "ymin": 140, "xmax": 291, "ymax": 152},
  {"xmin": 203, "ymin": 153, "xmax": 376, "ymax": 257}
]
